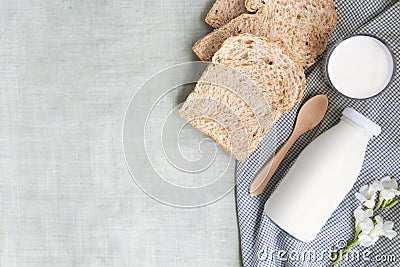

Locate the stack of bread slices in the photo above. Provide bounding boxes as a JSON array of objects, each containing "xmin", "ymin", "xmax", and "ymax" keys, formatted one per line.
[{"xmin": 179, "ymin": 0, "xmax": 337, "ymax": 162}]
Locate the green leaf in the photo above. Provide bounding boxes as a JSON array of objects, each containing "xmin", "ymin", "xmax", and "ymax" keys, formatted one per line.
[
  {"xmin": 383, "ymin": 199, "xmax": 390, "ymax": 209},
  {"xmin": 385, "ymin": 199, "xmax": 399, "ymax": 209}
]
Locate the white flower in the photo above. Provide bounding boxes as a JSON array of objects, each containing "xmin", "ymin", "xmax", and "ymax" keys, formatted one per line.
[
  {"xmin": 348, "ymin": 178, "xmax": 399, "ymax": 253},
  {"xmin": 359, "ymin": 217, "xmax": 375, "ymax": 233},
  {"xmin": 354, "ymin": 206, "xmax": 373, "ymax": 226},
  {"xmin": 374, "ymin": 176, "xmax": 400, "ymax": 200},
  {"xmin": 355, "ymin": 185, "xmax": 377, "ymax": 208},
  {"xmin": 373, "ymin": 216, "xmax": 397, "ymax": 240},
  {"xmin": 371, "ymin": 180, "xmax": 384, "ymax": 191},
  {"xmin": 358, "ymin": 217, "xmax": 380, "ymax": 247},
  {"xmin": 358, "ymin": 216, "xmax": 397, "ymax": 247},
  {"xmin": 359, "ymin": 229, "xmax": 379, "ymax": 247}
]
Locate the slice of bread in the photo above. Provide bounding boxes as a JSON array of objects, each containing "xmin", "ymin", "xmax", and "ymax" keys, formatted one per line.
[
  {"xmin": 213, "ymin": 34, "xmax": 306, "ymax": 114},
  {"xmin": 206, "ymin": 0, "xmax": 247, "ymax": 28},
  {"xmin": 180, "ymin": 82, "xmax": 268, "ymax": 162},
  {"xmin": 260, "ymin": 0, "xmax": 337, "ymax": 65},
  {"xmin": 180, "ymin": 34, "xmax": 305, "ymax": 162},
  {"xmin": 193, "ymin": 14, "xmax": 267, "ymax": 62},
  {"xmin": 179, "ymin": 63, "xmax": 275, "ymax": 162},
  {"xmin": 193, "ymin": 0, "xmax": 337, "ymax": 66}
]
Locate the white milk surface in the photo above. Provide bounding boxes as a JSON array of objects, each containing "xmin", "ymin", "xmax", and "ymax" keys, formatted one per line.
[{"xmin": 327, "ymin": 35, "xmax": 394, "ymax": 99}]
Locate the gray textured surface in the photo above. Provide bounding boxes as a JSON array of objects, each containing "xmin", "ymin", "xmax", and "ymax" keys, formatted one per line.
[{"xmin": 0, "ymin": 1, "xmax": 240, "ymax": 266}]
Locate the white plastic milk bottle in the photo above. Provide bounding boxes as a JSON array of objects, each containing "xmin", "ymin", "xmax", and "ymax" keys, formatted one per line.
[{"xmin": 264, "ymin": 107, "xmax": 381, "ymax": 242}]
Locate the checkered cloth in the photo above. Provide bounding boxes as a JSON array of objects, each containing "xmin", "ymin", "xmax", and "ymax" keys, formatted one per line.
[{"xmin": 236, "ymin": 1, "xmax": 400, "ymax": 266}]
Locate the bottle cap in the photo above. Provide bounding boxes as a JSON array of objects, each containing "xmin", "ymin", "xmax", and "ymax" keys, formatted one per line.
[{"xmin": 342, "ymin": 107, "xmax": 381, "ymax": 136}]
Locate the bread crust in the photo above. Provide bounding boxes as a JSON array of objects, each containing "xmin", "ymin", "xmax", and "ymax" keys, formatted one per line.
[
  {"xmin": 206, "ymin": 0, "xmax": 248, "ymax": 28},
  {"xmin": 194, "ymin": 0, "xmax": 337, "ymax": 67}
]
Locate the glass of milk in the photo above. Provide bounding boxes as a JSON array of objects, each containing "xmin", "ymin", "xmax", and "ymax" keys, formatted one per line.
[{"xmin": 325, "ymin": 34, "xmax": 395, "ymax": 99}]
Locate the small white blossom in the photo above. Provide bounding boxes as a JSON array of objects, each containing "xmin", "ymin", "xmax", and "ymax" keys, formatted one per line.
[
  {"xmin": 358, "ymin": 229, "xmax": 379, "ymax": 247},
  {"xmin": 373, "ymin": 216, "xmax": 397, "ymax": 240},
  {"xmin": 355, "ymin": 185, "xmax": 377, "ymax": 208},
  {"xmin": 359, "ymin": 217, "xmax": 374, "ymax": 233},
  {"xmin": 358, "ymin": 218, "xmax": 380, "ymax": 247},
  {"xmin": 375, "ymin": 176, "xmax": 400, "ymax": 200},
  {"xmin": 354, "ymin": 206, "xmax": 373, "ymax": 226},
  {"xmin": 358, "ymin": 215, "xmax": 398, "ymax": 247},
  {"xmin": 371, "ymin": 181, "xmax": 384, "ymax": 191}
]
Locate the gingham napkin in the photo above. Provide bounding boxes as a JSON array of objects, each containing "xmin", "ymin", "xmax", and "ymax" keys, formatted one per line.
[{"xmin": 236, "ymin": 1, "xmax": 400, "ymax": 266}]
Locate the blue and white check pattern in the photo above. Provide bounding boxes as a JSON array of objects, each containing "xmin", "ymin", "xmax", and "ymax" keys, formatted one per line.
[{"xmin": 236, "ymin": 1, "xmax": 400, "ymax": 266}]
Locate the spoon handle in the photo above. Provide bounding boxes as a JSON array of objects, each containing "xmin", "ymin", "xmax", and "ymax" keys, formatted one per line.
[{"xmin": 249, "ymin": 132, "xmax": 300, "ymax": 196}]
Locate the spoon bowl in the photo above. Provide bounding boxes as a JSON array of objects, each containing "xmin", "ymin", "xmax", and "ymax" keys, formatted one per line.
[{"xmin": 294, "ymin": 95, "xmax": 329, "ymax": 133}]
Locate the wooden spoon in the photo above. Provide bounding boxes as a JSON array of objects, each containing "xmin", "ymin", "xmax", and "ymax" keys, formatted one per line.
[{"xmin": 249, "ymin": 94, "xmax": 328, "ymax": 196}]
